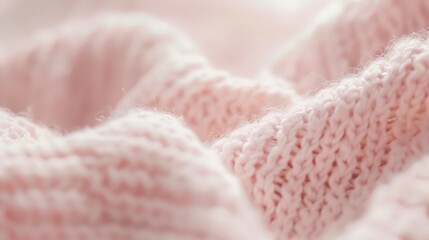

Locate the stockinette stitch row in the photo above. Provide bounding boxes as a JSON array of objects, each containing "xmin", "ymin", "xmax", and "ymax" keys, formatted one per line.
[
  {"xmin": 0, "ymin": 14, "xmax": 294, "ymax": 141},
  {"xmin": 0, "ymin": 110, "xmax": 56, "ymax": 144},
  {"xmin": 1, "ymin": 0, "xmax": 429, "ymax": 240},
  {"xmin": 334, "ymin": 153, "xmax": 429, "ymax": 240},
  {"xmin": 0, "ymin": 110, "xmax": 271, "ymax": 239},
  {"xmin": 269, "ymin": 0, "xmax": 429, "ymax": 94},
  {"xmin": 214, "ymin": 34, "xmax": 429, "ymax": 239}
]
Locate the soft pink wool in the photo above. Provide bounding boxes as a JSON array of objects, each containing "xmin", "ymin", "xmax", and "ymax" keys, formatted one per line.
[{"xmin": 1, "ymin": 0, "xmax": 429, "ymax": 240}]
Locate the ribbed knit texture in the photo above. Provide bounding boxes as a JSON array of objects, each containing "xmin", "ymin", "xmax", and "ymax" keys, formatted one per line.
[{"xmin": 1, "ymin": 0, "xmax": 429, "ymax": 240}]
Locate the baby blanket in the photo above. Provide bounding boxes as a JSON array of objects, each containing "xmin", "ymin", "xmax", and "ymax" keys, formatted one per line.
[{"xmin": 1, "ymin": 0, "xmax": 429, "ymax": 239}]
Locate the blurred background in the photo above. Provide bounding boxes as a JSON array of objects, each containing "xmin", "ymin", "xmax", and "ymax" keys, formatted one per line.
[{"xmin": 0, "ymin": 0, "xmax": 332, "ymax": 77}]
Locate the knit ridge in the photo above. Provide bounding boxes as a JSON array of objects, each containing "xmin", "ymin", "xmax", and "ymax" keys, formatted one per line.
[{"xmin": 1, "ymin": 0, "xmax": 429, "ymax": 239}]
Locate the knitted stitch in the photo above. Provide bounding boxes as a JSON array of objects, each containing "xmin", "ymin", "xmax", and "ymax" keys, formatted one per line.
[
  {"xmin": 0, "ymin": 110, "xmax": 55, "ymax": 144},
  {"xmin": 333, "ymin": 153, "xmax": 429, "ymax": 240},
  {"xmin": 0, "ymin": 14, "xmax": 294, "ymax": 140},
  {"xmin": 1, "ymin": 0, "xmax": 429, "ymax": 240},
  {"xmin": 270, "ymin": 0, "xmax": 429, "ymax": 94},
  {"xmin": 0, "ymin": 110, "xmax": 271, "ymax": 240},
  {"xmin": 214, "ymin": 35, "xmax": 429, "ymax": 239}
]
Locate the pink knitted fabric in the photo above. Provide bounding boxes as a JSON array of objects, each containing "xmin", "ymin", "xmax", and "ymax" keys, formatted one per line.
[{"xmin": 1, "ymin": 0, "xmax": 429, "ymax": 240}]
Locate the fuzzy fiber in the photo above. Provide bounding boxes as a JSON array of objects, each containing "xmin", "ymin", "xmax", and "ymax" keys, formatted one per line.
[{"xmin": 1, "ymin": 0, "xmax": 429, "ymax": 240}]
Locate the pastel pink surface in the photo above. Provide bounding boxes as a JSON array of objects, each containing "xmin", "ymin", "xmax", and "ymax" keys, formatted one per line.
[
  {"xmin": 0, "ymin": 0, "xmax": 328, "ymax": 76},
  {"xmin": 1, "ymin": 0, "xmax": 429, "ymax": 240}
]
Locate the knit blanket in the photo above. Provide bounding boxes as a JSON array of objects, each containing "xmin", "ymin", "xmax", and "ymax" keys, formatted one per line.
[{"xmin": 1, "ymin": 0, "xmax": 429, "ymax": 239}]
